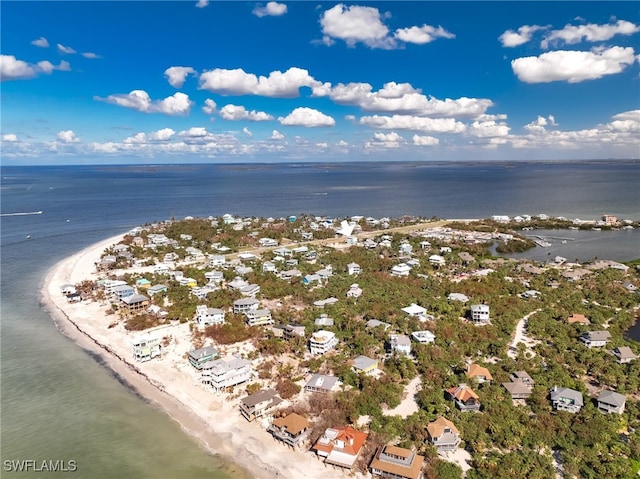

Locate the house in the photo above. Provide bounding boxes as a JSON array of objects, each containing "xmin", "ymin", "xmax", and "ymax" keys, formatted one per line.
[
  {"xmin": 279, "ymin": 268, "xmax": 302, "ymax": 281},
  {"xmin": 188, "ymin": 346, "xmax": 219, "ymax": 369},
  {"xmin": 67, "ymin": 292, "xmax": 82, "ymax": 303},
  {"xmin": 314, "ymin": 314, "xmax": 334, "ymax": 327},
  {"xmin": 205, "ymin": 271, "xmax": 224, "ymax": 284},
  {"xmin": 420, "ymin": 241, "xmax": 431, "ymax": 250},
  {"xmin": 566, "ymin": 313, "xmax": 590, "ymax": 325},
  {"xmin": 510, "ymin": 370, "xmax": 535, "ymax": 387},
  {"xmin": 195, "ymin": 305, "xmax": 225, "ymax": 327},
  {"xmin": 228, "ymin": 277, "xmax": 249, "ymax": 291},
  {"xmin": 446, "ymin": 383, "xmax": 480, "ymax": 411},
  {"xmin": 347, "ymin": 283, "xmax": 363, "ymax": 299},
  {"xmin": 147, "ymin": 284, "xmax": 168, "ymax": 296},
  {"xmin": 314, "ymin": 297, "xmax": 339, "ymax": 308},
  {"xmin": 399, "ymin": 243, "xmax": 413, "ymax": 256},
  {"xmin": 520, "ymin": 290, "xmax": 541, "ymax": 299},
  {"xmin": 312, "ymin": 425, "xmax": 368, "ymax": 470},
  {"xmin": 305, "ymin": 374, "xmax": 340, "ymax": 394},
  {"xmin": 309, "ymin": 330, "xmax": 338, "ymax": 355},
  {"xmin": 428, "ymin": 255, "xmax": 446, "ymax": 267},
  {"xmin": 402, "ymin": 303, "xmax": 427, "ymax": 319},
  {"xmin": 597, "ymin": 390, "xmax": 626, "ymax": 414},
  {"xmin": 153, "ymin": 263, "xmax": 171, "ymax": 274},
  {"xmin": 366, "ymin": 319, "xmax": 391, "ymax": 330},
  {"xmin": 391, "ymin": 263, "xmax": 411, "ymax": 277},
  {"xmin": 233, "ymin": 297, "xmax": 259, "ymax": 314},
  {"xmin": 502, "ymin": 371, "xmax": 534, "ymax": 400},
  {"xmin": 268, "ymin": 413, "xmax": 310, "ymax": 447},
  {"xmin": 469, "ymin": 304, "xmax": 490, "ymax": 324},
  {"xmin": 262, "ymin": 261, "xmax": 277, "ymax": 273},
  {"xmin": 303, "ymin": 274, "xmax": 322, "ymax": 285},
  {"xmin": 112, "ymin": 284, "xmax": 135, "ymax": 300},
  {"xmin": 238, "ymin": 252, "xmax": 258, "ymax": 262},
  {"xmin": 283, "ymin": 324, "xmax": 306, "ymax": 340},
  {"xmin": 245, "ymin": 308, "xmax": 273, "ymax": 327},
  {"xmin": 389, "ymin": 334, "xmax": 412, "ymax": 356},
  {"xmin": 579, "ymin": 331, "xmax": 611, "ymax": 348},
  {"xmin": 209, "ymin": 255, "xmax": 226, "ymax": 267},
  {"xmin": 259, "ymin": 238, "xmax": 278, "ymax": 247},
  {"xmin": 458, "ymin": 252, "xmax": 475, "ymax": 264},
  {"xmin": 239, "ymin": 389, "xmax": 283, "ymax": 422},
  {"xmin": 239, "ymin": 283, "xmax": 260, "ymax": 297},
  {"xmin": 316, "ymin": 266, "xmax": 333, "ymax": 280},
  {"xmin": 351, "ymin": 356, "xmax": 379, "ymax": 375},
  {"xmin": 369, "ymin": 444, "xmax": 425, "ymax": 479},
  {"xmin": 550, "ymin": 386, "xmax": 583, "ymax": 413},
  {"xmin": 447, "ymin": 293, "xmax": 469, "ymax": 303},
  {"xmin": 61, "ymin": 284, "xmax": 77, "ymax": 296},
  {"xmin": 612, "ymin": 346, "xmax": 638, "ymax": 364},
  {"xmin": 235, "ymin": 265, "xmax": 254, "ymax": 276},
  {"xmin": 411, "ymin": 331, "xmax": 436, "ymax": 345},
  {"xmin": 426, "ymin": 417, "xmax": 461, "ymax": 454},
  {"xmin": 131, "ymin": 334, "xmax": 161, "ymax": 362},
  {"xmin": 121, "ymin": 294, "xmax": 149, "ymax": 315},
  {"xmin": 201, "ymin": 356, "xmax": 253, "ymax": 393},
  {"xmin": 346, "ymin": 262, "xmax": 361, "ymax": 275},
  {"xmin": 466, "ymin": 364, "xmax": 493, "ymax": 384}
]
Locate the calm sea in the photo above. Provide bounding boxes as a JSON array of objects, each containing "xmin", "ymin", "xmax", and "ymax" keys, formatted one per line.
[{"xmin": 1, "ymin": 161, "xmax": 639, "ymax": 477}]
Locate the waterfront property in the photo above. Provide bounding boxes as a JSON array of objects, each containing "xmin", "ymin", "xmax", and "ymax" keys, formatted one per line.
[
  {"xmin": 446, "ymin": 383, "xmax": 481, "ymax": 412},
  {"xmin": 268, "ymin": 413, "xmax": 310, "ymax": 447},
  {"xmin": 309, "ymin": 330, "xmax": 338, "ymax": 355},
  {"xmin": 188, "ymin": 346, "xmax": 219, "ymax": 369},
  {"xmin": 597, "ymin": 390, "xmax": 626, "ymax": 414},
  {"xmin": 121, "ymin": 294, "xmax": 150, "ymax": 316},
  {"xmin": 312, "ymin": 425, "xmax": 369, "ymax": 470},
  {"xmin": 201, "ymin": 356, "xmax": 253, "ymax": 393},
  {"xmin": 239, "ymin": 388, "xmax": 283, "ymax": 422},
  {"xmin": 131, "ymin": 334, "xmax": 161, "ymax": 362},
  {"xmin": 550, "ymin": 386, "xmax": 584, "ymax": 413},
  {"xmin": 426, "ymin": 417, "xmax": 461, "ymax": 454},
  {"xmin": 369, "ymin": 444, "xmax": 425, "ymax": 479},
  {"xmin": 579, "ymin": 331, "xmax": 611, "ymax": 348}
]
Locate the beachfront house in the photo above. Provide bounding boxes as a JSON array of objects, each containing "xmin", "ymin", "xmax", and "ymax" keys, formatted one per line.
[
  {"xmin": 304, "ymin": 374, "xmax": 340, "ymax": 394},
  {"xmin": 188, "ymin": 346, "xmax": 219, "ymax": 369},
  {"xmin": 201, "ymin": 356, "xmax": 253, "ymax": 393},
  {"xmin": 239, "ymin": 389, "xmax": 283, "ymax": 422},
  {"xmin": 389, "ymin": 334, "xmax": 412, "ymax": 356},
  {"xmin": 195, "ymin": 305, "xmax": 225, "ymax": 327},
  {"xmin": 369, "ymin": 444, "xmax": 425, "ymax": 479},
  {"xmin": 446, "ymin": 383, "xmax": 480, "ymax": 412},
  {"xmin": 426, "ymin": 417, "xmax": 461, "ymax": 454},
  {"xmin": 579, "ymin": 331, "xmax": 612, "ymax": 348},
  {"xmin": 131, "ymin": 334, "xmax": 161, "ymax": 362},
  {"xmin": 121, "ymin": 294, "xmax": 150, "ymax": 316},
  {"xmin": 597, "ymin": 390, "xmax": 626, "ymax": 414},
  {"xmin": 112, "ymin": 284, "xmax": 135, "ymax": 300},
  {"xmin": 469, "ymin": 304, "xmax": 490, "ymax": 324},
  {"xmin": 309, "ymin": 330, "xmax": 338, "ymax": 355},
  {"xmin": 550, "ymin": 386, "xmax": 584, "ymax": 413},
  {"xmin": 245, "ymin": 308, "xmax": 273, "ymax": 327},
  {"xmin": 268, "ymin": 413, "xmax": 310, "ymax": 448},
  {"xmin": 312, "ymin": 425, "xmax": 369, "ymax": 470}
]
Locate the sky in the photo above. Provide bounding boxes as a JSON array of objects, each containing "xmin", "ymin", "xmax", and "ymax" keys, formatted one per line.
[{"xmin": 1, "ymin": 1, "xmax": 639, "ymax": 164}]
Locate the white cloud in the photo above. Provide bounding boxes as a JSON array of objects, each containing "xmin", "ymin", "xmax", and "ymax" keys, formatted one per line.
[
  {"xmin": 95, "ymin": 90, "xmax": 193, "ymax": 115},
  {"xmin": 31, "ymin": 37, "xmax": 49, "ymax": 48},
  {"xmin": 203, "ymin": 99, "xmax": 217, "ymax": 114},
  {"xmin": 336, "ymin": 140, "xmax": 348, "ymax": 147},
  {"xmin": 253, "ymin": 2, "xmax": 287, "ymax": 17},
  {"xmin": 57, "ymin": 130, "xmax": 79, "ymax": 143},
  {"xmin": 359, "ymin": 114, "xmax": 466, "ymax": 133},
  {"xmin": 1, "ymin": 55, "xmax": 71, "ymax": 81},
  {"xmin": 179, "ymin": 127, "xmax": 209, "ymax": 138},
  {"xmin": 278, "ymin": 107, "xmax": 335, "ymax": 127},
  {"xmin": 611, "ymin": 110, "xmax": 640, "ymax": 122},
  {"xmin": 2, "ymin": 133, "xmax": 18, "ymax": 142},
  {"xmin": 57, "ymin": 43, "xmax": 76, "ymax": 54},
  {"xmin": 165, "ymin": 66, "xmax": 196, "ymax": 88},
  {"xmin": 219, "ymin": 104, "xmax": 274, "ymax": 121},
  {"xmin": 195, "ymin": 0, "xmax": 208, "ymax": 7},
  {"xmin": 320, "ymin": 4, "xmax": 391, "ymax": 48},
  {"xmin": 123, "ymin": 132, "xmax": 147, "ymax": 144},
  {"xmin": 242, "ymin": 127, "xmax": 253, "ymax": 137},
  {"xmin": 468, "ymin": 120, "xmax": 510, "ymax": 138},
  {"xmin": 82, "ymin": 52, "xmax": 101, "ymax": 59},
  {"xmin": 394, "ymin": 24, "xmax": 455, "ymax": 44},
  {"xmin": 499, "ymin": 25, "xmax": 546, "ymax": 47},
  {"xmin": 270, "ymin": 130, "xmax": 285, "ymax": 140},
  {"xmin": 542, "ymin": 20, "xmax": 640, "ymax": 49},
  {"xmin": 412, "ymin": 134, "xmax": 439, "ymax": 146},
  {"xmin": 149, "ymin": 128, "xmax": 175, "ymax": 140},
  {"xmin": 199, "ymin": 66, "xmax": 321, "ymax": 98},
  {"xmin": 316, "ymin": 142, "xmax": 328, "ymax": 148},
  {"xmin": 365, "ymin": 131, "xmax": 404, "ymax": 149},
  {"xmin": 511, "ymin": 46, "xmax": 636, "ymax": 83}
]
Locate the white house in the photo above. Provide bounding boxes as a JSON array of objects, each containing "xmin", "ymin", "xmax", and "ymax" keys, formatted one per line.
[
  {"xmin": 195, "ymin": 305, "xmax": 225, "ymax": 327},
  {"xmin": 391, "ymin": 263, "xmax": 412, "ymax": 277},
  {"xmin": 233, "ymin": 297, "xmax": 259, "ymax": 314},
  {"xmin": 201, "ymin": 356, "xmax": 253, "ymax": 393},
  {"xmin": 402, "ymin": 303, "xmax": 427, "ymax": 319},
  {"xmin": 245, "ymin": 308, "xmax": 273, "ymax": 327},
  {"xmin": 411, "ymin": 330, "xmax": 436, "ymax": 344},
  {"xmin": 429, "ymin": 255, "xmax": 446, "ymax": 267},
  {"xmin": 346, "ymin": 283, "xmax": 363, "ymax": 299},
  {"xmin": 579, "ymin": 331, "xmax": 611, "ymax": 348},
  {"xmin": 470, "ymin": 304, "xmax": 490, "ymax": 324},
  {"xmin": 346, "ymin": 262, "xmax": 361, "ymax": 275},
  {"xmin": 309, "ymin": 330, "xmax": 338, "ymax": 355},
  {"xmin": 389, "ymin": 334, "xmax": 412, "ymax": 356}
]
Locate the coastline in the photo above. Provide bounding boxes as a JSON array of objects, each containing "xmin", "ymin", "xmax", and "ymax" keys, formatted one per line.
[{"xmin": 41, "ymin": 233, "xmax": 365, "ymax": 479}]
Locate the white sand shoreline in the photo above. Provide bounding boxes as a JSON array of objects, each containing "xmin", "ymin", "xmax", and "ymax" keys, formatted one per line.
[{"xmin": 41, "ymin": 233, "xmax": 364, "ymax": 479}]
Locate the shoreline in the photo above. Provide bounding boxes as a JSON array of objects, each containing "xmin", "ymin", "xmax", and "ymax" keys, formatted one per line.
[{"xmin": 40, "ymin": 233, "xmax": 364, "ymax": 479}]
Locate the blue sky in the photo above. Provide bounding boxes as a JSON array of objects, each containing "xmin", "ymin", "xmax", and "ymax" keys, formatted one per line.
[{"xmin": 1, "ymin": 1, "xmax": 639, "ymax": 164}]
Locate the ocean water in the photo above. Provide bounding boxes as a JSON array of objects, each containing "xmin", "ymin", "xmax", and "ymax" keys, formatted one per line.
[{"xmin": 1, "ymin": 161, "xmax": 639, "ymax": 478}]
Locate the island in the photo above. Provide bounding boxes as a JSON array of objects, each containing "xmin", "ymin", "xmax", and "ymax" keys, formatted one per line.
[{"xmin": 43, "ymin": 213, "xmax": 640, "ymax": 479}]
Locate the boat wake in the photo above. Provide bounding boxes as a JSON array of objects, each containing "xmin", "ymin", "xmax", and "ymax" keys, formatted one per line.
[{"xmin": 0, "ymin": 211, "xmax": 43, "ymax": 217}]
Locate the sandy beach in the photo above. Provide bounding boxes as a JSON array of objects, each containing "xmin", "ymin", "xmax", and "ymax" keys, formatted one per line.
[{"xmin": 41, "ymin": 233, "xmax": 368, "ymax": 479}]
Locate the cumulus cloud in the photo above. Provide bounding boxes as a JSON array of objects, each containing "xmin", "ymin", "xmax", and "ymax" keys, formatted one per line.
[
  {"xmin": 95, "ymin": 90, "xmax": 193, "ymax": 115},
  {"xmin": 31, "ymin": 37, "xmax": 49, "ymax": 48},
  {"xmin": 270, "ymin": 129, "xmax": 285, "ymax": 140},
  {"xmin": 365, "ymin": 131, "xmax": 404, "ymax": 149},
  {"xmin": 57, "ymin": 130, "xmax": 79, "ymax": 143},
  {"xmin": 82, "ymin": 52, "xmax": 101, "ymax": 59},
  {"xmin": 0, "ymin": 54, "xmax": 69, "ymax": 81},
  {"xmin": 278, "ymin": 107, "xmax": 335, "ymax": 127},
  {"xmin": 165, "ymin": 66, "xmax": 196, "ymax": 88},
  {"xmin": 511, "ymin": 46, "xmax": 636, "ymax": 83},
  {"xmin": 412, "ymin": 134, "xmax": 439, "ymax": 146},
  {"xmin": 123, "ymin": 132, "xmax": 147, "ymax": 144},
  {"xmin": 219, "ymin": 104, "xmax": 274, "ymax": 121},
  {"xmin": 195, "ymin": 0, "xmax": 208, "ymax": 7},
  {"xmin": 499, "ymin": 25, "xmax": 547, "ymax": 47},
  {"xmin": 242, "ymin": 127, "xmax": 253, "ymax": 137},
  {"xmin": 253, "ymin": 2, "xmax": 287, "ymax": 17},
  {"xmin": 179, "ymin": 127, "xmax": 209, "ymax": 138},
  {"xmin": 394, "ymin": 24, "xmax": 455, "ymax": 44},
  {"xmin": 2, "ymin": 133, "xmax": 18, "ymax": 142},
  {"xmin": 149, "ymin": 128, "xmax": 176, "ymax": 140},
  {"xmin": 202, "ymin": 99, "xmax": 217, "ymax": 114},
  {"xmin": 199, "ymin": 66, "xmax": 321, "ymax": 98},
  {"xmin": 359, "ymin": 114, "xmax": 466, "ymax": 133},
  {"xmin": 57, "ymin": 43, "xmax": 76, "ymax": 54},
  {"xmin": 542, "ymin": 20, "xmax": 640, "ymax": 49}
]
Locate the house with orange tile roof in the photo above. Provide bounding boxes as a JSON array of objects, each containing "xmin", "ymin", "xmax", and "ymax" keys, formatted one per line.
[
  {"xmin": 466, "ymin": 363, "xmax": 493, "ymax": 384},
  {"xmin": 267, "ymin": 413, "xmax": 310, "ymax": 447},
  {"xmin": 446, "ymin": 383, "xmax": 480, "ymax": 411},
  {"xmin": 369, "ymin": 444, "xmax": 425, "ymax": 479},
  {"xmin": 312, "ymin": 425, "xmax": 368, "ymax": 469},
  {"xmin": 566, "ymin": 313, "xmax": 590, "ymax": 325},
  {"xmin": 426, "ymin": 417, "xmax": 461, "ymax": 454}
]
